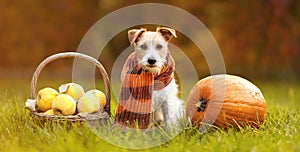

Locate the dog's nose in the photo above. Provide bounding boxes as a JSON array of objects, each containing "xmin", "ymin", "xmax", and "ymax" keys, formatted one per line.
[{"xmin": 147, "ymin": 58, "xmax": 156, "ymax": 65}]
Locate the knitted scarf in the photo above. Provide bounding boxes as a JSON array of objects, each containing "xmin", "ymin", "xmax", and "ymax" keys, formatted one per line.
[{"xmin": 114, "ymin": 52, "xmax": 175, "ymax": 129}]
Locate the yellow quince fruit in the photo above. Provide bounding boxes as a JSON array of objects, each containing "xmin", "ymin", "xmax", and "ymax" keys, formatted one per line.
[
  {"xmin": 44, "ymin": 109, "xmax": 55, "ymax": 115},
  {"xmin": 77, "ymin": 93, "xmax": 100, "ymax": 113},
  {"xmin": 52, "ymin": 94, "xmax": 76, "ymax": 116},
  {"xmin": 85, "ymin": 89, "xmax": 106, "ymax": 108},
  {"xmin": 36, "ymin": 87, "xmax": 59, "ymax": 112},
  {"xmin": 58, "ymin": 83, "xmax": 85, "ymax": 100}
]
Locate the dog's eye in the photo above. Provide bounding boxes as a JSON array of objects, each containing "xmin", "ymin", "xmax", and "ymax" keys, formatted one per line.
[
  {"xmin": 156, "ymin": 44, "xmax": 163, "ymax": 49},
  {"xmin": 140, "ymin": 44, "xmax": 147, "ymax": 50}
]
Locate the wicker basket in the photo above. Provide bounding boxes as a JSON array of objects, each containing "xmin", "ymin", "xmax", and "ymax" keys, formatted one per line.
[{"xmin": 25, "ymin": 52, "xmax": 111, "ymax": 124}]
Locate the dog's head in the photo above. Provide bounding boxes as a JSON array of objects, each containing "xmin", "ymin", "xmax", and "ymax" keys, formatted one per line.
[{"xmin": 128, "ymin": 27, "xmax": 177, "ymax": 75}]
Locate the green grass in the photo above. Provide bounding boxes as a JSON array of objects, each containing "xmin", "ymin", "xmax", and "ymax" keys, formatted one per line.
[{"xmin": 0, "ymin": 79, "xmax": 300, "ymax": 151}]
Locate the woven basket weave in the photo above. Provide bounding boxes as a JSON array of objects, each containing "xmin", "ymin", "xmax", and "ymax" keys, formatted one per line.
[{"xmin": 26, "ymin": 52, "xmax": 110, "ymax": 123}]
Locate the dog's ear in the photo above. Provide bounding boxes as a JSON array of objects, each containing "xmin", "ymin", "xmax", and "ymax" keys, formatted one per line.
[
  {"xmin": 128, "ymin": 28, "xmax": 146, "ymax": 45},
  {"xmin": 156, "ymin": 27, "xmax": 177, "ymax": 42}
]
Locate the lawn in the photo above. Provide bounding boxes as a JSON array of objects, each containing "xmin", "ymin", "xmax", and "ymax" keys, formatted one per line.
[{"xmin": 0, "ymin": 78, "xmax": 299, "ymax": 152}]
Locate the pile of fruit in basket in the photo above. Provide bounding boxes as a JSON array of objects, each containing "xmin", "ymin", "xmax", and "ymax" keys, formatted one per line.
[{"xmin": 28, "ymin": 82, "xmax": 106, "ymax": 116}]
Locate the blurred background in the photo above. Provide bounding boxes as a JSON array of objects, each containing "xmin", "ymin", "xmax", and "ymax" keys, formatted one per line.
[{"xmin": 0, "ymin": 0, "xmax": 299, "ymax": 93}]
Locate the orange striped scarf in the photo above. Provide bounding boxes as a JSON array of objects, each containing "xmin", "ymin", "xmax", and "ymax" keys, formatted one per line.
[{"xmin": 114, "ymin": 52, "xmax": 175, "ymax": 129}]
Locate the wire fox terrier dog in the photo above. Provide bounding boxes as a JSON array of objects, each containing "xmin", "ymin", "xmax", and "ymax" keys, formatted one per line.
[{"xmin": 115, "ymin": 27, "xmax": 183, "ymax": 129}]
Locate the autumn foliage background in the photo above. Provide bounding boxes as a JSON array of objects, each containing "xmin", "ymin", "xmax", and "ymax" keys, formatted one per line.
[{"xmin": 0, "ymin": 0, "xmax": 299, "ymax": 82}]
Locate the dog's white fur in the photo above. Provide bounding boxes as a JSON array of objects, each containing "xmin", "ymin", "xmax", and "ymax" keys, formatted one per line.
[{"xmin": 128, "ymin": 27, "xmax": 183, "ymax": 128}]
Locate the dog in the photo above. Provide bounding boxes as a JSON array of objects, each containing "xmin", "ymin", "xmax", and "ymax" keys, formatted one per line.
[{"xmin": 130, "ymin": 27, "xmax": 183, "ymax": 127}]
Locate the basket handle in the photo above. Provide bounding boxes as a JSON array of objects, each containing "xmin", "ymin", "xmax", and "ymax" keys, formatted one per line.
[{"xmin": 30, "ymin": 52, "xmax": 111, "ymax": 116}]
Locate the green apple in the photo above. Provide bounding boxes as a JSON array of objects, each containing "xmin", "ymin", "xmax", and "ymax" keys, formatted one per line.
[
  {"xmin": 36, "ymin": 87, "xmax": 59, "ymax": 112},
  {"xmin": 59, "ymin": 83, "xmax": 85, "ymax": 100},
  {"xmin": 85, "ymin": 89, "xmax": 106, "ymax": 108},
  {"xmin": 77, "ymin": 93, "xmax": 100, "ymax": 113},
  {"xmin": 52, "ymin": 94, "xmax": 76, "ymax": 115}
]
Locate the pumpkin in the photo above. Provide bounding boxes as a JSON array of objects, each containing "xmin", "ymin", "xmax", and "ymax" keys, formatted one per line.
[{"xmin": 186, "ymin": 74, "xmax": 267, "ymax": 128}]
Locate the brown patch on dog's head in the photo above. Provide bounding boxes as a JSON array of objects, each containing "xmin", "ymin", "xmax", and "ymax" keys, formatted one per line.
[
  {"xmin": 156, "ymin": 27, "xmax": 177, "ymax": 42},
  {"xmin": 128, "ymin": 28, "xmax": 147, "ymax": 45}
]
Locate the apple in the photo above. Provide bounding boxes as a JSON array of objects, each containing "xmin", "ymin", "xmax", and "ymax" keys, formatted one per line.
[
  {"xmin": 36, "ymin": 87, "xmax": 59, "ymax": 112},
  {"xmin": 59, "ymin": 83, "xmax": 84, "ymax": 100},
  {"xmin": 52, "ymin": 94, "xmax": 76, "ymax": 115},
  {"xmin": 77, "ymin": 93, "xmax": 100, "ymax": 113}
]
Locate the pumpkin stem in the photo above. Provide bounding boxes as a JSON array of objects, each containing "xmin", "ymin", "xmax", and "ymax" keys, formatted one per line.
[{"xmin": 196, "ymin": 98, "xmax": 207, "ymax": 112}]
